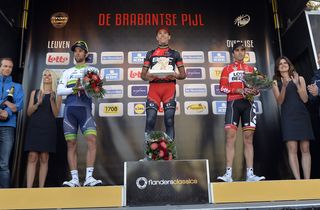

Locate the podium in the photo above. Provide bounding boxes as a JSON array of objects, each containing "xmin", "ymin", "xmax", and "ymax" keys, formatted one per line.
[{"xmin": 124, "ymin": 159, "xmax": 211, "ymax": 206}]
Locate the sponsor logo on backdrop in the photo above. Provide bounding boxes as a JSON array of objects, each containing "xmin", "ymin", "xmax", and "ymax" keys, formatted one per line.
[
  {"xmin": 50, "ymin": 12, "xmax": 69, "ymax": 28},
  {"xmin": 128, "ymin": 68, "xmax": 142, "ymax": 81},
  {"xmin": 181, "ymin": 51, "xmax": 205, "ymax": 63},
  {"xmin": 209, "ymin": 67, "xmax": 223, "ymax": 80},
  {"xmin": 185, "ymin": 67, "xmax": 205, "ymax": 80},
  {"xmin": 103, "ymin": 85, "xmax": 123, "ymax": 99},
  {"xmin": 47, "ymin": 41, "xmax": 70, "ymax": 49},
  {"xmin": 128, "ymin": 51, "xmax": 147, "ymax": 64},
  {"xmin": 127, "ymin": 102, "xmax": 146, "ymax": 116},
  {"xmin": 128, "ymin": 85, "xmax": 149, "ymax": 98},
  {"xmin": 184, "ymin": 101, "xmax": 208, "ymax": 115},
  {"xmin": 135, "ymin": 176, "xmax": 198, "ymax": 190},
  {"xmin": 208, "ymin": 51, "xmax": 230, "ymax": 63},
  {"xmin": 73, "ymin": 52, "xmax": 97, "ymax": 65},
  {"xmin": 46, "ymin": 52, "xmax": 70, "ymax": 65},
  {"xmin": 100, "ymin": 68, "xmax": 123, "ymax": 81},
  {"xmin": 243, "ymin": 51, "xmax": 256, "ymax": 64},
  {"xmin": 101, "ymin": 52, "xmax": 124, "ymax": 64},
  {"xmin": 212, "ymin": 101, "xmax": 227, "ymax": 114},
  {"xmin": 211, "ymin": 84, "xmax": 225, "ymax": 96},
  {"xmin": 183, "ymin": 84, "xmax": 207, "ymax": 97},
  {"xmin": 234, "ymin": 14, "xmax": 250, "ymax": 27},
  {"xmin": 99, "ymin": 103, "xmax": 123, "ymax": 117}
]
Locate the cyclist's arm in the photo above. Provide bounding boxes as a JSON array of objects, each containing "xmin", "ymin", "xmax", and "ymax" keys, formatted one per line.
[{"xmin": 57, "ymin": 71, "xmax": 73, "ymax": 96}]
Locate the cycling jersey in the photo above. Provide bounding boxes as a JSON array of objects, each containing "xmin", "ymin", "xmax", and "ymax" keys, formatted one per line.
[
  {"xmin": 144, "ymin": 46, "xmax": 183, "ymax": 107},
  {"xmin": 57, "ymin": 64, "xmax": 98, "ymax": 109},
  {"xmin": 143, "ymin": 46, "xmax": 184, "ymax": 83},
  {"xmin": 220, "ymin": 61, "xmax": 254, "ymax": 101},
  {"xmin": 57, "ymin": 64, "xmax": 98, "ymax": 140}
]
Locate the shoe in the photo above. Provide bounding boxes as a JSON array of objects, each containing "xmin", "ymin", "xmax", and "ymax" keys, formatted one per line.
[
  {"xmin": 62, "ymin": 179, "xmax": 80, "ymax": 187},
  {"xmin": 83, "ymin": 176, "xmax": 103, "ymax": 187},
  {"xmin": 217, "ymin": 173, "xmax": 233, "ymax": 182},
  {"xmin": 246, "ymin": 174, "xmax": 265, "ymax": 182},
  {"xmin": 139, "ymin": 157, "xmax": 149, "ymax": 161}
]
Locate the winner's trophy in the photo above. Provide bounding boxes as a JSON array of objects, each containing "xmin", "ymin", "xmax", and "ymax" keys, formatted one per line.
[{"xmin": 149, "ymin": 57, "xmax": 175, "ymax": 78}]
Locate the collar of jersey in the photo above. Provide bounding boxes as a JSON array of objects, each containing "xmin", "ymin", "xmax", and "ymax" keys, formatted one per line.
[
  {"xmin": 234, "ymin": 60, "xmax": 244, "ymax": 65},
  {"xmin": 75, "ymin": 64, "xmax": 87, "ymax": 69}
]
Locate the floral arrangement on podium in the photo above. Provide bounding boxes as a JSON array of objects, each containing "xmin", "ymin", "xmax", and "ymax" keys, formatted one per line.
[
  {"xmin": 82, "ymin": 67, "xmax": 105, "ymax": 99},
  {"xmin": 145, "ymin": 131, "xmax": 177, "ymax": 160},
  {"xmin": 242, "ymin": 70, "xmax": 273, "ymax": 102}
]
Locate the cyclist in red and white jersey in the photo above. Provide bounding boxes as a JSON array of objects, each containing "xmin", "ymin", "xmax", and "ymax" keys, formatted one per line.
[{"xmin": 217, "ymin": 42, "xmax": 265, "ymax": 182}]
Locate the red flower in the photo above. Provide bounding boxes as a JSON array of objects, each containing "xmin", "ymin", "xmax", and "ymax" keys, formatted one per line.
[
  {"xmin": 152, "ymin": 154, "xmax": 157, "ymax": 160},
  {"xmin": 159, "ymin": 141, "xmax": 167, "ymax": 149},
  {"xmin": 159, "ymin": 150, "xmax": 164, "ymax": 157},
  {"xmin": 168, "ymin": 153, "xmax": 173, "ymax": 160},
  {"xmin": 150, "ymin": 143, "xmax": 158, "ymax": 150},
  {"xmin": 92, "ymin": 74, "xmax": 99, "ymax": 81},
  {"xmin": 94, "ymin": 87, "xmax": 100, "ymax": 93},
  {"xmin": 83, "ymin": 76, "xmax": 90, "ymax": 82}
]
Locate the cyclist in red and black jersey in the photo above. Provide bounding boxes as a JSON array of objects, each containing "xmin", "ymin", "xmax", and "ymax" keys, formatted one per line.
[
  {"xmin": 141, "ymin": 26, "xmax": 186, "ymax": 141},
  {"xmin": 217, "ymin": 42, "xmax": 265, "ymax": 182}
]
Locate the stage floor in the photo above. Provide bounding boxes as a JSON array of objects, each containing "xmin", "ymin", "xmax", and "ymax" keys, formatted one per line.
[
  {"xmin": 3, "ymin": 180, "xmax": 320, "ymax": 209},
  {"xmin": 51, "ymin": 200, "xmax": 320, "ymax": 210}
]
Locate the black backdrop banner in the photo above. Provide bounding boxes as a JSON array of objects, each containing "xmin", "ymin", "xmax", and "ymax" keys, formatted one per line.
[{"xmin": 18, "ymin": 0, "xmax": 286, "ymax": 186}]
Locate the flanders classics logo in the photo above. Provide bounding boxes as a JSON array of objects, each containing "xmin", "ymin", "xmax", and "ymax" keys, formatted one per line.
[
  {"xmin": 234, "ymin": 14, "xmax": 250, "ymax": 27},
  {"xmin": 136, "ymin": 177, "xmax": 148, "ymax": 190},
  {"xmin": 135, "ymin": 177, "xmax": 198, "ymax": 190},
  {"xmin": 51, "ymin": 12, "xmax": 69, "ymax": 28}
]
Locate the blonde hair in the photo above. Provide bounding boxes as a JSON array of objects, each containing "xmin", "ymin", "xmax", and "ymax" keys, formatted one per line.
[{"xmin": 39, "ymin": 69, "xmax": 58, "ymax": 93}]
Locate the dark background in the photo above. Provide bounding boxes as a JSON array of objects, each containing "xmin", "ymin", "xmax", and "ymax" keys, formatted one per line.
[{"xmin": 1, "ymin": 0, "xmax": 320, "ymax": 187}]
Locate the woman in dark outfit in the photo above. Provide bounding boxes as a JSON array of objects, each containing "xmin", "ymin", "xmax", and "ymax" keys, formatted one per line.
[{"xmin": 25, "ymin": 69, "xmax": 62, "ymax": 187}]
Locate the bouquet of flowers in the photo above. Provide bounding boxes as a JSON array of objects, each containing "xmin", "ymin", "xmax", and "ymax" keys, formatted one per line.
[
  {"xmin": 145, "ymin": 131, "xmax": 177, "ymax": 161},
  {"xmin": 82, "ymin": 67, "xmax": 105, "ymax": 99},
  {"xmin": 242, "ymin": 70, "xmax": 273, "ymax": 102}
]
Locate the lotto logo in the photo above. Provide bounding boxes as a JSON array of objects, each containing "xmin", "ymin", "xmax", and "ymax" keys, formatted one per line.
[
  {"xmin": 128, "ymin": 68, "xmax": 142, "ymax": 81},
  {"xmin": 46, "ymin": 53, "xmax": 70, "ymax": 65}
]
